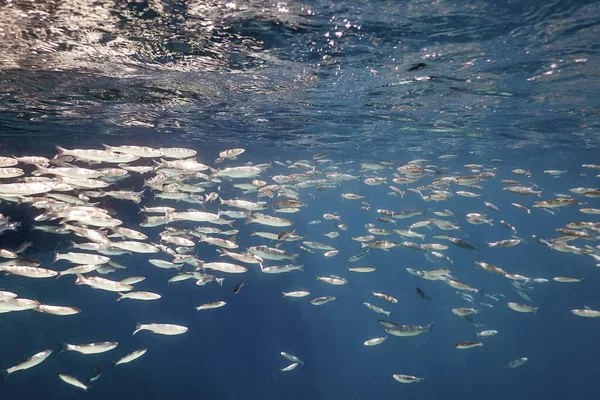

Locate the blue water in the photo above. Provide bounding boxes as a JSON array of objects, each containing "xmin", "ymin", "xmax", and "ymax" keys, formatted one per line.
[{"xmin": 1, "ymin": 0, "xmax": 599, "ymax": 399}]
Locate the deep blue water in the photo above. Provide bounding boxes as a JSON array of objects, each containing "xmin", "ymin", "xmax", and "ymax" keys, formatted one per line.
[{"xmin": 1, "ymin": 0, "xmax": 599, "ymax": 399}]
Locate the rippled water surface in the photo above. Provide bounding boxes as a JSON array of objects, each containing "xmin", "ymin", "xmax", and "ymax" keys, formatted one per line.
[{"xmin": 0, "ymin": 1, "xmax": 599, "ymax": 399}]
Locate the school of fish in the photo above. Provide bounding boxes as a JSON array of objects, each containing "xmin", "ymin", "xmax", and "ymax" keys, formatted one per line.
[{"xmin": 0, "ymin": 145, "xmax": 599, "ymax": 390}]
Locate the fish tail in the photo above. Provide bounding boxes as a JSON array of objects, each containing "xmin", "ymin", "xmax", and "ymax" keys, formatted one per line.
[
  {"xmin": 89, "ymin": 364, "xmax": 103, "ymax": 382},
  {"xmin": 54, "ymin": 145, "xmax": 66, "ymax": 158},
  {"xmin": 31, "ymin": 164, "xmax": 47, "ymax": 176},
  {"xmin": 74, "ymin": 273, "xmax": 85, "ymax": 286},
  {"xmin": 52, "ymin": 251, "xmax": 60, "ymax": 263},
  {"xmin": 0, "ymin": 369, "xmax": 8, "ymax": 385},
  {"xmin": 244, "ymin": 212, "xmax": 253, "ymax": 225},
  {"xmin": 116, "ymin": 293, "xmax": 124, "ymax": 302},
  {"xmin": 59, "ymin": 343, "xmax": 71, "ymax": 354},
  {"xmin": 427, "ymin": 322, "xmax": 434, "ymax": 331},
  {"xmin": 132, "ymin": 323, "xmax": 142, "ymax": 336}
]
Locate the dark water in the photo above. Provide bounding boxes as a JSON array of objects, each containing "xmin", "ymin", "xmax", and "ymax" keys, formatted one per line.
[{"xmin": 0, "ymin": 0, "xmax": 599, "ymax": 399}]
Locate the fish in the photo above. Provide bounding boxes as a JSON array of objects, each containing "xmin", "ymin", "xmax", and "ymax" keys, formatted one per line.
[
  {"xmin": 477, "ymin": 330, "xmax": 498, "ymax": 338},
  {"xmin": 62, "ymin": 342, "xmax": 119, "ymax": 355},
  {"xmin": 392, "ymin": 374, "xmax": 424, "ymax": 384},
  {"xmin": 132, "ymin": 323, "xmax": 188, "ymax": 336},
  {"xmin": 233, "ymin": 282, "xmax": 245, "ymax": 294},
  {"xmin": 114, "ymin": 349, "xmax": 148, "ymax": 366},
  {"xmin": 262, "ymin": 264, "xmax": 304, "ymax": 274},
  {"xmin": 455, "ymin": 341, "xmax": 484, "ymax": 349},
  {"xmin": 364, "ymin": 336, "xmax": 388, "ymax": 346},
  {"xmin": 195, "ymin": 301, "xmax": 227, "ymax": 310},
  {"xmin": 0, "ymin": 265, "xmax": 59, "ymax": 278},
  {"xmin": 348, "ymin": 266, "xmax": 376, "ymax": 273},
  {"xmin": 553, "ymin": 277, "xmax": 582, "ymax": 283},
  {"xmin": 280, "ymin": 352, "xmax": 304, "ymax": 364},
  {"xmin": 416, "ymin": 288, "xmax": 431, "ymax": 301},
  {"xmin": 201, "ymin": 262, "xmax": 248, "ymax": 274},
  {"xmin": 507, "ymin": 302, "xmax": 538, "ymax": 313},
  {"xmin": 282, "ymin": 291, "xmax": 311, "ymax": 298},
  {"xmin": 281, "ymin": 363, "xmax": 300, "ymax": 372},
  {"xmin": 385, "ymin": 322, "xmax": 433, "ymax": 337},
  {"xmin": 75, "ymin": 274, "xmax": 133, "ymax": 292},
  {"xmin": 505, "ymin": 357, "xmax": 528, "ymax": 369},
  {"xmin": 59, "ymin": 374, "xmax": 89, "ymax": 391},
  {"xmin": 35, "ymin": 304, "xmax": 81, "ymax": 315},
  {"xmin": 54, "ymin": 252, "xmax": 110, "ymax": 265},
  {"xmin": 3, "ymin": 349, "xmax": 53, "ymax": 376},
  {"xmin": 116, "ymin": 291, "xmax": 162, "ymax": 301},
  {"xmin": 310, "ymin": 296, "xmax": 336, "ymax": 306},
  {"xmin": 445, "ymin": 278, "xmax": 479, "ymax": 293},
  {"xmin": 488, "ymin": 239, "xmax": 521, "ymax": 248},
  {"xmin": 0, "ymin": 298, "xmax": 40, "ymax": 312},
  {"xmin": 571, "ymin": 308, "xmax": 600, "ymax": 317},
  {"xmin": 88, "ymin": 365, "xmax": 102, "ymax": 383},
  {"xmin": 363, "ymin": 302, "xmax": 391, "ymax": 316},
  {"xmin": 372, "ymin": 292, "xmax": 398, "ymax": 303},
  {"xmin": 317, "ymin": 275, "xmax": 348, "ymax": 285},
  {"xmin": 348, "ymin": 250, "xmax": 370, "ymax": 262}
]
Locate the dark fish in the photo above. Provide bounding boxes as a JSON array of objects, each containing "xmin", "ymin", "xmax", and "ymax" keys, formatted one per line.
[
  {"xmin": 416, "ymin": 288, "xmax": 431, "ymax": 301},
  {"xmin": 88, "ymin": 365, "xmax": 101, "ymax": 383},
  {"xmin": 233, "ymin": 282, "xmax": 245, "ymax": 294},
  {"xmin": 455, "ymin": 314, "xmax": 483, "ymax": 326},
  {"xmin": 448, "ymin": 238, "xmax": 475, "ymax": 250},
  {"xmin": 407, "ymin": 63, "xmax": 427, "ymax": 71},
  {"xmin": 378, "ymin": 319, "xmax": 401, "ymax": 329}
]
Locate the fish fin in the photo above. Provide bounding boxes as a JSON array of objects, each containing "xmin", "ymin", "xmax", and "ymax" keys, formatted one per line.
[
  {"xmin": 31, "ymin": 164, "xmax": 46, "ymax": 176},
  {"xmin": 59, "ymin": 343, "xmax": 71, "ymax": 354},
  {"xmin": 54, "ymin": 145, "xmax": 66, "ymax": 158}
]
